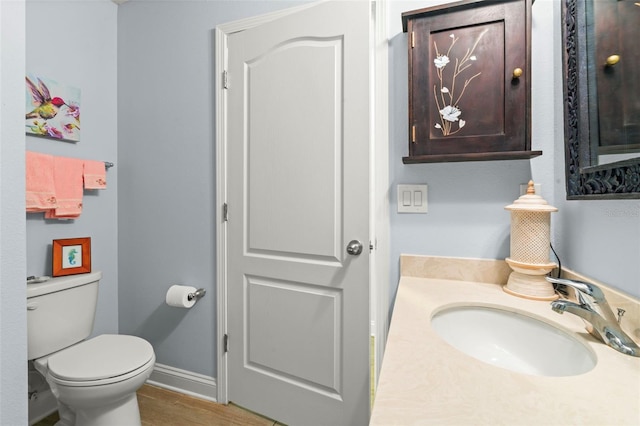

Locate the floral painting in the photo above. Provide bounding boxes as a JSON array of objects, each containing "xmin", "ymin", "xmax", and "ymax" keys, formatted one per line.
[
  {"xmin": 25, "ymin": 74, "xmax": 81, "ymax": 142},
  {"xmin": 432, "ymin": 28, "xmax": 488, "ymax": 137}
]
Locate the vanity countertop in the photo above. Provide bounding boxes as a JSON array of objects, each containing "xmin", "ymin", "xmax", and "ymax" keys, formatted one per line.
[{"xmin": 370, "ymin": 260, "xmax": 640, "ymax": 425}]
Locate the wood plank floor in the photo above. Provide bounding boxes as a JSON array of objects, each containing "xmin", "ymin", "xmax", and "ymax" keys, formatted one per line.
[{"xmin": 35, "ymin": 384, "xmax": 284, "ymax": 426}]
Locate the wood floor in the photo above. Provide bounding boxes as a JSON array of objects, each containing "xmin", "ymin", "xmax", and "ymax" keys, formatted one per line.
[{"xmin": 35, "ymin": 384, "xmax": 284, "ymax": 426}]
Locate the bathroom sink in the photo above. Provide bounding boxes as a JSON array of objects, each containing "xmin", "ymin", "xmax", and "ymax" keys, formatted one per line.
[{"xmin": 431, "ymin": 305, "xmax": 597, "ymax": 377}]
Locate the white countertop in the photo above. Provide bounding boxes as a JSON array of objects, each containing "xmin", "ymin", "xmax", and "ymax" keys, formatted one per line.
[{"xmin": 370, "ymin": 274, "xmax": 640, "ymax": 425}]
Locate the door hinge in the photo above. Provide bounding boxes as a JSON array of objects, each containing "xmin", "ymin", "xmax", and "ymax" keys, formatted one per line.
[
  {"xmin": 411, "ymin": 31, "xmax": 415, "ymax": 48},
  {"xmin": 223, "ymin": 70, "xmax": 229, "ymax": 89},
  {"xmin": 223, "ymin": 333, "xmax": 229, "ymax": 353},
  {"xmin": 223, "ymin": 203, "xmax": 228, "ymax": 222},
  {"xmin": 411, "ymin": 125, "xmax": 416, "ymax": 143}
]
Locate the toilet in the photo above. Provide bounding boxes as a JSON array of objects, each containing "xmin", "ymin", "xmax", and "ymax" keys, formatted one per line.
[{"xmin": 27, "ymin": 271, "xmax": 155, "ymax": 426}]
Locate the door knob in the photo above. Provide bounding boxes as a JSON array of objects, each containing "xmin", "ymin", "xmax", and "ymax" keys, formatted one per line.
[{"xmin": 346, "ymin": 240, "xmax": 363, "ymax": 256}]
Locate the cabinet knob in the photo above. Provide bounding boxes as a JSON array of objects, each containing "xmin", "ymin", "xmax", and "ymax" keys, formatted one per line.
[
  {"xmin": 512, "ymin": 68, "xmax": 523, "ymax": 79},
  {"xmin": 605, "ymin": 54, "xmax": 620, "ymax": 67}
]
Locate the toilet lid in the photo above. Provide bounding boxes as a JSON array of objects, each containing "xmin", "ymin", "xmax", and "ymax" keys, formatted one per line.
[{"xmin": 47, "ymin": 334, "xmax": 154, "ymax": 382}]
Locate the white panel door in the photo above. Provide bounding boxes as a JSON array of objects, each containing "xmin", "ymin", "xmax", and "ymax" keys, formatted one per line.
[{"xmin": 225, "ymin": 1, "xmax": 371, "ymax": 424}]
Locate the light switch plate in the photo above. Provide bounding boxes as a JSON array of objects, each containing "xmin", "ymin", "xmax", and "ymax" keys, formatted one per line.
[{"xmin": 397, "ymin": 184, "xmax": 428, "ymax": 213}]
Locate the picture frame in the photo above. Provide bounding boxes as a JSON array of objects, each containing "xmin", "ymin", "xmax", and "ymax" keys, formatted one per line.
[
  {"xmin": 25, "ymin": 74, "xmax": 81, "ymax": 142},
  {"xmin": 52, "ymin": 237, "xmax": 91, "ymax": 277}
]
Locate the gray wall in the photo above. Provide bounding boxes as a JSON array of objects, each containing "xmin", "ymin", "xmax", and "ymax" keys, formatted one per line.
[
  {"xmin": 25, "ymin": 0, "xmax": 119, "ymax": 337},
  {"xmin": 389, "ymin": 0, "xmax": 639, "ymax": 298},
  {"xmin": 388, "ymin": 0, "xmax": 559, "ymax": 298},
  {"xmin": 117, "ymin": 0, "xmax": 639, "ymax": 381},
  {"xmin": 555, "ymin": 200, "xmax": 640, "ymax": 294},
  {"xmin": 117, "ymin": 0, "xmax": 306, "ymax": 378},
  {"xmin": 0, "ymin": 0, "xmax": 27, "ymax": 423}
]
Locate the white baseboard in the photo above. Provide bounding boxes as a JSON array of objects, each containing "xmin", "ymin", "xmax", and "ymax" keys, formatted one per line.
[{"xmin": 147, "ymin": 363, "xmax": 217, "ymax": 403}]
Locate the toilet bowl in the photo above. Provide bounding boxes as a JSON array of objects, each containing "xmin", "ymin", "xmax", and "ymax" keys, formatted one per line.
[
  {"xmin": 33, "ymin": 335, "xmax": 155, "ymax": 426},
  {"xmin": 27, "ymin": 272, "xmax": 156, "ymax": 426}
]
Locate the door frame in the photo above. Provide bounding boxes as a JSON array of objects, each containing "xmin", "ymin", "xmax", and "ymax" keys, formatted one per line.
[{"xmin": 214, "ymin": 0, "xmax": 389, "ymax": 406}]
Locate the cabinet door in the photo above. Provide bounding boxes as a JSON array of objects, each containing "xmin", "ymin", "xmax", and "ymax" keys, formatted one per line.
[
  {"xmin": 593, "ymin": 0, "xmax": 640, "ymax": 155},
  {"xmin": 403, "ymin": 0, "xmax": 534, "ymax": 162}
]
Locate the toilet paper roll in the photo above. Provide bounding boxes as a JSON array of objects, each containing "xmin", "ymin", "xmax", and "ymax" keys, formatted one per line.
[{"xmin": 165, "ymin": 285, "xmax": 197, "ymax": 308}]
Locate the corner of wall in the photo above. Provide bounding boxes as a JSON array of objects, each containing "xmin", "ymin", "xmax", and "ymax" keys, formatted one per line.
[{"xmin": 0, "ymin": 0, "xmax": 28, "ymax": 423}]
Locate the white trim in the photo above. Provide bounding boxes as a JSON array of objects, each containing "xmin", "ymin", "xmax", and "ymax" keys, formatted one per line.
[
  {"xmin": 217, "ymin": 1, "xmax": 324, "ymax": 35},
  {"xmin": 215, "ymin": 24, "xmax": 229, "ymax": 405},
  {"xmin": 370, "ymin": 0, "xmax": 390, "ymax": 392},
  {"xmin": 147, "ymin": 363, "xmax": 217, "ymax": 403}
]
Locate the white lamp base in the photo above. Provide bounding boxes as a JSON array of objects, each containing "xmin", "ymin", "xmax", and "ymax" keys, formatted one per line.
[{"xmin": 503, "ymin": 258, "xmax": 558, "ymax": 301}]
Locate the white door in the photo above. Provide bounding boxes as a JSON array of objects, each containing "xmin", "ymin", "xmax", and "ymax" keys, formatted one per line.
[{"xmin": 223, "ymin": 1, "xmax": 371, "ymax": 424}]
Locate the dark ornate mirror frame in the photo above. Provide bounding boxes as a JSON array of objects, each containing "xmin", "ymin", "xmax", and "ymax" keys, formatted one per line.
[{"xmin": 561, "ymin": 0, "xmax": 640, "ymax": 199}]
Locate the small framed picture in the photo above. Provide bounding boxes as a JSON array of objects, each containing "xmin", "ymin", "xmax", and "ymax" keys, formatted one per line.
[{"xmin": 52, "ymin": 237, "xmax": 91, "ymax": 277}]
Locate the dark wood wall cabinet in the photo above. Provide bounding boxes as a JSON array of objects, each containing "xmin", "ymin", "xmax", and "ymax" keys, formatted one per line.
[{"xmin": 402, "ymin": 0, "xmax": 540, "ymax": 164}]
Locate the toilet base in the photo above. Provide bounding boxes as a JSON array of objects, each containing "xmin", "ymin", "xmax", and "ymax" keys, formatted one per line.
[
  {"xmin": 47, "ymin": 357, "xmax": 154, "ymax": 426},
  {"xmin": 72, "ymin": 393, "xmax": 141, "ymax": 426}
]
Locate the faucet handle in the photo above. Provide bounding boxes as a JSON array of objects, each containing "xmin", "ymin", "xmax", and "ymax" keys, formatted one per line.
[{"xmin": 545, "ymin": 276, "xmax": 606, "ymax": 303}]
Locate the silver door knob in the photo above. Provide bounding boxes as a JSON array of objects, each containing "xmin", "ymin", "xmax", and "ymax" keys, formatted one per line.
[{"xmin": 346, "ymin": 240, "xmax": 363, "ymax": 255}]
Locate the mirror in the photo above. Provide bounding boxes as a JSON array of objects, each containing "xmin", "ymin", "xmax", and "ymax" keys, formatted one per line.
[{"xmin": 561, "ymin": 0, "xmax": 640, "ymax": 199}]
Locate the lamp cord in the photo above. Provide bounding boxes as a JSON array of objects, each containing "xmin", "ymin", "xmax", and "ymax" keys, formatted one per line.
[{"xmin": 550, "ymin": 243, "xmax": 562, "ymax": 279}]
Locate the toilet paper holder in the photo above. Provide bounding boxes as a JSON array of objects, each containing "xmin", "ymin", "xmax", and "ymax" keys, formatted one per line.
[{"xmin": 188, "ymin": 288, "xmax": 206, "ymax": 302}]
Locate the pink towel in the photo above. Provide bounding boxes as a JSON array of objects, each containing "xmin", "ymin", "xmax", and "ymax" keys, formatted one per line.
[
  {"xmin": 44, "ymin": 156, "xmax": 84, "ymax": 219},
  {"xmin": 83, "ymin": 160, "xmax": 107, "ymax": 189},
  {"xmin": 26, "ymin": 151, "xmax": 58, "ymax": 212}
]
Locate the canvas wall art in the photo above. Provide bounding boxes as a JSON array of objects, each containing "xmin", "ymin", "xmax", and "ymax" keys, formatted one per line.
[{"xmin": 25, "ymin": 74, "xmax": 81, "ymax": 142}]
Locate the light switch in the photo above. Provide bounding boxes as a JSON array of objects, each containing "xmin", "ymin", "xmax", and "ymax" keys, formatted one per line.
[
  {"xmin": 402, "ymin": 191, "xmax": 411, "ymax": 206},
  {"xmin": 397, "ymin": 184, "xmax": 428, "ymax": 213},
  {"xmin": 414, "ymin": 191, "xmax": 422, "ymax": 206}
]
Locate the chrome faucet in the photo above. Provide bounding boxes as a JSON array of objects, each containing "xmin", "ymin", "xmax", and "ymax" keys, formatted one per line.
[{"xmin": 546, "ymin": 276, "xmax": 640, "ymax": 357}]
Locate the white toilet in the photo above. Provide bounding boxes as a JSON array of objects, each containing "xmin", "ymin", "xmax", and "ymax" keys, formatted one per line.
[{"xmin": 27, "ymin": 271, "xmax": 155, "ymax": 426}]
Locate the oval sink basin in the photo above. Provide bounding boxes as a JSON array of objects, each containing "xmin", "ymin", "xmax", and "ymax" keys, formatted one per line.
[{"xmin": 431, "ymin": 305, "xmax": 597, "ymax": 377}]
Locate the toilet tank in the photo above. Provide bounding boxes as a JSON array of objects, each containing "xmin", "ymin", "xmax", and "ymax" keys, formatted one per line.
[{"xmin": 27, "ymin": 271, "xmax": 102, "ymax": 360}]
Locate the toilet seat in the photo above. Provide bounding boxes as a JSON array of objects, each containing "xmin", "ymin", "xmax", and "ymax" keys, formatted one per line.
[{"xmin": 46, "ymin": 334, "xmax": 154, "ymax": 386}]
